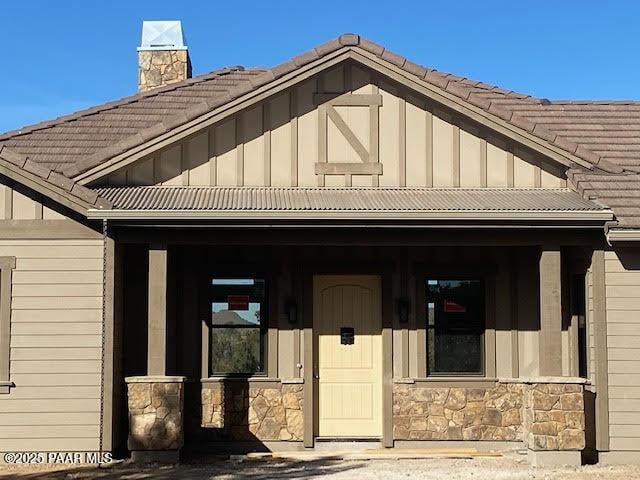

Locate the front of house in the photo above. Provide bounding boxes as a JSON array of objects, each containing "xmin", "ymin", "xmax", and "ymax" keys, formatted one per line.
[{"xmin": 0, "ymin": 24, "xmax": 639, "ymax": 466}]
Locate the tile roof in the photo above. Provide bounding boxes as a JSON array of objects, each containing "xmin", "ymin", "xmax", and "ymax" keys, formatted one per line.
[
  {"xmin": 0, "ymin": 67, "xmax": 265, "ymax": 173},
  {"xmin": 94, "ymin": 186, "xmax": 609, "ymax": 219},
  {"xmin": 0, "ymin": 145, "xmax": 110, "ymax": 211},
  {"xmin": 0, "ymin": 34, "xmax": 637, "ymax": 228}
]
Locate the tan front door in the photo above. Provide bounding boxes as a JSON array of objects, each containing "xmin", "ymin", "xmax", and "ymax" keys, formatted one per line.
[{"xmin": 314, "ymin": 275, "xmax": 383, "ymax": 438}]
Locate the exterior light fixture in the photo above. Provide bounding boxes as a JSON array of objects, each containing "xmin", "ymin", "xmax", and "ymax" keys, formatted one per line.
[
  {"xmin": 286, "ymin": 301, "xmax": 298, "ymax": 325},
  {"xmin": 397, "ymin": 299, "xmax": 410, "ymax": 324}
]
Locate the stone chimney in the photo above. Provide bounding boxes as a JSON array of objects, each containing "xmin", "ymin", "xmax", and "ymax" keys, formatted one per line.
[{"xmin": 137, "ymin": 20, "xmax": 192, "ymax": 92}]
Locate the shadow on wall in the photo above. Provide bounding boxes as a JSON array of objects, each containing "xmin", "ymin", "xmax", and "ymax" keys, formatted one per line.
[
  {"xmin": 185, "ymin": 378, "xmax": 304, "ymax": 453},
  {"xmin": 0, "ymin": 457, "xmax": 365, "ymax": 480}
]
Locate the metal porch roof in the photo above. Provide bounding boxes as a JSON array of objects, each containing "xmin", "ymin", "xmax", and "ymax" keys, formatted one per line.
[{"xmin": 90, "ymin": 186, "xmax": 612, "ymax": 222}]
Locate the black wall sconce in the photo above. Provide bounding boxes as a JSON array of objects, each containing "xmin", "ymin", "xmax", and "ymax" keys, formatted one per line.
[
  {"xmin": 397, "ymin": 298, "xmax": 410, "ymax": 324},
  {"xmin": 286, "ymin": 300, "xmax": 298, "ymax": 325}
]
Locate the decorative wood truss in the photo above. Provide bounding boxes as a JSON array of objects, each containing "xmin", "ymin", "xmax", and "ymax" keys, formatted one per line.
[{"xmin": 314, "ymin": 91, "xmax": 382, "ymax": 186}]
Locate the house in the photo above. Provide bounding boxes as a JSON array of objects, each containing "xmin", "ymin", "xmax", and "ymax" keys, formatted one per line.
[{"xmin": 0, "ymin": 21, "xmax": 639, "ymax": 466}]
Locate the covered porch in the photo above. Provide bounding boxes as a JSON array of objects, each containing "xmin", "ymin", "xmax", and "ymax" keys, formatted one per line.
[
  {"xmin": 112, "ymin": 227, "xmax": 604, "ymax": 465},
  {"xmin": 92, "ymin": 185, "xmax": 612, "ymax": 465}
]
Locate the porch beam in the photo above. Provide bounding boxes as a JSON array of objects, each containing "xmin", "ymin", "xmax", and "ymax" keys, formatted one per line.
[
  {"xmin": 538, "ymin": 245, "xmax": 563, "ymax": 376},
  {"xmin": 148, "ymin": 244, "xmax": 168, "ymax": 376}
]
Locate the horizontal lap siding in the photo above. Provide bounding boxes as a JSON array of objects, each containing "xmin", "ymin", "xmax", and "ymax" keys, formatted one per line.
[
  {"xmin": 1, "ymin": 239, "xmax": 103, "ymax": 452},
  {"xmin": 605, "ymin": 250, "xmax": 640, "ymax": 451}
]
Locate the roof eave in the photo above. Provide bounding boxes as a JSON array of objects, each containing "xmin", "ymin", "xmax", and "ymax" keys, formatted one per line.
[
  {"xmin": 606, "ymin": 228, "xmax": 640, "ymax": 243},
  {"xmin": 87, "ymin": 208, "xmax": 614, "ymax": 223}
]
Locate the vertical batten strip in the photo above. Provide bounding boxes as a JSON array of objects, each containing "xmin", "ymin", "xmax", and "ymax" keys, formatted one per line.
[
  {"xmin": 181, "ymin": 141, "xmax": 189, "ymax": 186},
  {"xmin": 3, "ymin": 184, "xmax": 12, "ymax": 220},
  {"xmin": 34, "ymin": 196, "xmax": 43, "ymax": 220},
  {"xmin": 399, "ymin": 97, "xmax": 407, "ymax": 187},
  {"xmin": 534, "ymin": 166, "xmax": 542, "ymax": 187},
  {"xmin": 263, "ymin": 102, "xmax": 272, "ymax": 187},
  {"xmin": 290, "ymin": 89, "xmax": 299, "ymax": 187},
  {"xmin": 507, "ymin": 149, "xmax": 514, "ymax": 187},
  {"xmin": 480, "ymin": 138, "xmax": 488, "ymax": 187},
  {"xmin": 152, "ymin": 155, "xmax": 159, "ymax": 185},
  {"xmin": 344, "ymin": 65, "xmax": 352, "ymax": 187},
  {"xmin": 317, "ymin": 77, "xmax": 326, "ymax": 187},
  {"xmin": 236, "ymin": 117, "xmax": 244, "ymax": 187},
  {"xmin": 425, "ymin": 109, "xmax": 433, "ymax": 187},
  {"xmin": 317, "ymin": 108, "xmax": 327, "ymax": 188},
  {"xmin": 452, "ymin": 123, "xmax": 461, "ymax": 188},
  {"xmin": 208, "ymin": 128, "xmax": 217, "ymax": 186},
  {"xmin": 370, "ymin": 82, "xmax": 380, "ymax": 187}
]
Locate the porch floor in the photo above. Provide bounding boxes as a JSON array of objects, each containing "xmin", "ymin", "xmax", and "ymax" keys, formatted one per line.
[{"xmin": 245, "ymin": 447, "xmax": 503, "ymax": 461}]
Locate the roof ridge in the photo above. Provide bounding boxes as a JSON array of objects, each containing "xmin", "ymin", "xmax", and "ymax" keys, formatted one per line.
[
  {"xmin": 549, "ymin": 100, "xmax": 640, "ymax": 105},
  {"xmin": 0, "ymin": 66, "xmax": 264, "ymax": 141}
]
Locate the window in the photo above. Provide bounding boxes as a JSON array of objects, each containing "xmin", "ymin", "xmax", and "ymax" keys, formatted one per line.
[
  {"xmin": 209, "ymin": 277, "xmax": 267, "ymax": 375},
  {"xmin": 426, "ymin": 279, "xmax": 485, "ymax": 375}
]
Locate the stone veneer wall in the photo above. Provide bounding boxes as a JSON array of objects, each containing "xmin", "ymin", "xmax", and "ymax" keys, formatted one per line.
[
  {"xmin": 393, "ymin": 383, "xmax": 524, "ymax": 441},
  {"xmin": 201, "ymin": 382, "xmax": 303, "ymax": 441},
  {"xmin": 138, "ymin": 50, "xmax": 191, "ymax": 91},
  {"xmin": 523, "ymin": 383, "xmax": 586, "ymax": 451},
  {"xmin": 393, "ymin": 381, "xmax": 585, "ymax": 451},
  {"xmin": 127, "ymin": 378, "xmax": 184, "ymax": 451}
]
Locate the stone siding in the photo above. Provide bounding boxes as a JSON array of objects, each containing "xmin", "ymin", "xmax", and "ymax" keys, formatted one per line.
[
  {"xmin": 201, "ymin": 382, "xmax": 303, "ymax": 442},
  {"xmin": 393, "ymin": 381, "xmax": 586, "ymax": 450},
  {"xmin": 138, "ymin": 50, "xmax": 191, "ymax": 91},
  {"xmin": 393, "ymin": 383, "xmax": 524, "ymax": 441},
  {"xmin": 523, "ymin": 383, "xmax": 586, "ymax": 451},
  {"xmin": 127, "ymin": 379, "xmax": 184, "ymax": 451}
]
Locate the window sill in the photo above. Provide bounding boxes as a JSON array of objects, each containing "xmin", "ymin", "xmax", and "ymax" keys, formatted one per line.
[
  {"xmin": 394, "ymin": 377, "xmax": 498, "ymax": 388},
  {"xmin": 202, "ymin": 376, "xmax": 281, "ymax": 384}
]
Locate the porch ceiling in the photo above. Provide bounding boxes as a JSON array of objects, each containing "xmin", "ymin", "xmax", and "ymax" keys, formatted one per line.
[{"xmin": 88, "ymin": 186, "xmax": 613, "ymax": 222}]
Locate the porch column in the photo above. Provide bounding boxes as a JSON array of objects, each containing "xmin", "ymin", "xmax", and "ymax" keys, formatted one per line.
[
  {"xmin": 126, "ymin": 244, "xmax": 185, "ymax": 463},
  {"xmin": 538, "ymin": 245, "xmax": 563, "ymax": 376},
  {"xmin": 148, "ymin": 244, "xmax": 168, "ymax": 375}
]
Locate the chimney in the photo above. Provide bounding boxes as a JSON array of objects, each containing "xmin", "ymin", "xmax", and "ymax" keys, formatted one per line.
[{"xmin": 137, "ymin": 20, "xmax": 192, "ymax": 91}]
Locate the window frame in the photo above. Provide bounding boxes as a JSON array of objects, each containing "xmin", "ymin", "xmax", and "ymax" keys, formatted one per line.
[
  {"xmin": 425, "ymin": 277, "xmax": 486, "ymax": 376},
  {"xmin": 208, "ymin": 277, "xmax": 268, "ymax": 376},
  {"xmin": 200, "ymin": 264, "xmax": 277, "ymax": 379},
  {"xmin": 415, "ymin": 263, "xmax": 496, "ymax": 379},
  {"xmin": 0, "ymin": 257, "xmax": 16, "ymax": 394}
]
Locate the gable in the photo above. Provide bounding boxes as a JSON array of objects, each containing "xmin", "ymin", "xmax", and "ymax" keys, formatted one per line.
[{"xmin": 97, "ymin": 62, "xmax": 567, "ymax": 189}]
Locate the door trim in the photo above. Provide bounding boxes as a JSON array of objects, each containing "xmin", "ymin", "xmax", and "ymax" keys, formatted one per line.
[{"xmin": 302, "ymin": 263, "xmax": 393, "ymax": 448}]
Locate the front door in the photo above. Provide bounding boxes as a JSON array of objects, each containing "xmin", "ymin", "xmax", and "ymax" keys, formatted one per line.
[{"xmin": 314, "ymin": 275, "xmax": 383, "ymax": 438}]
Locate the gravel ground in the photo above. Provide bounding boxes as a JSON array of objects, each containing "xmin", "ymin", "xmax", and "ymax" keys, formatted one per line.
[{"xmin": 1, "ymin": 455, "xmax": 640, "ymax": 480}]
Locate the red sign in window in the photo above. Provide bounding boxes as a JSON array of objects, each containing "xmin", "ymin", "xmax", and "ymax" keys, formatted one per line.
[
  {"xmin": 444, "ymin": 300, "xmax": 466, "ymax": 313},
  {"xmin": 227, "ymin": 295, "xmax": 249, "ymax": 311}
]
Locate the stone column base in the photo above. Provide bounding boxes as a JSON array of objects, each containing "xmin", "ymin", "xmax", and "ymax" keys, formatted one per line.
[
  {"xmin": 126, "ymin": 376, "xmax": 186, "ymax": 462},
  {"xmin": 527, "ymin": 450, "xmax": 582, "ymax": 467}
]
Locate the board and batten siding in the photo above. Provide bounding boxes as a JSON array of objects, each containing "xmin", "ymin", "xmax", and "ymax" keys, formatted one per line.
[
  {"xmin": 100, "ymin": 64, "xmax": 566, "ymax": 189},
  {"xmin": 0, "ymin": 183, "xmax": 66, "ymax": 221},
  {"xmin": 0, "ymin": 239, "xmax": 104, "ymax": 452},
  {"xmin": 603, "ymin": 249, "xmax": 640, "ymax": 452}
]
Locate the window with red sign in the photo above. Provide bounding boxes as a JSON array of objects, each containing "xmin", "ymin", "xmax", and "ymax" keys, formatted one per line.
[
  {"xmin": 210, "ymin": 278, "xmax": 266, "ymax": 375},
  {"xmin": 426, "ymin": 279, "xmax": 484, "ymax": 375}
]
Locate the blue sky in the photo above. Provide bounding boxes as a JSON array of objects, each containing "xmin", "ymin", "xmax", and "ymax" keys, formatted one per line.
[{"xmin": 1, "ymin": 1, "xmax": 638, "ymax": 133}]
